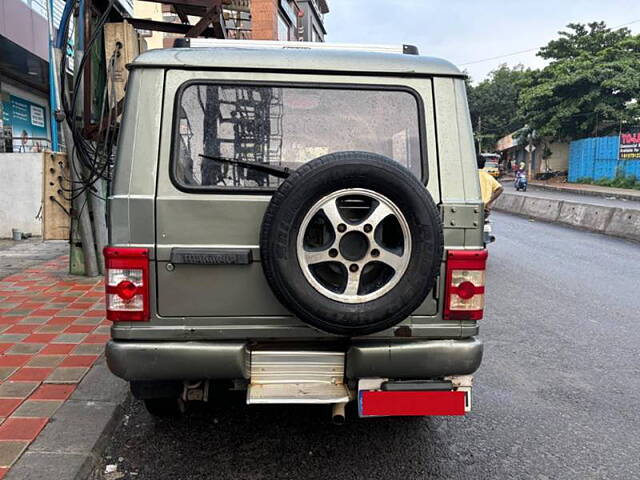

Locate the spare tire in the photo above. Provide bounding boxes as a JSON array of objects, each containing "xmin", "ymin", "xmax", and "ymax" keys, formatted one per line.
[{"xmin": 260, "ymin": 151, "xmax": 443, "ymax": 336}]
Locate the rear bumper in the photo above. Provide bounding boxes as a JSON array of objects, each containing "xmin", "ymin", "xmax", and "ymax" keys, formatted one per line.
[{"xmin": 106, "ymin": 337, "xmax": 483, "ymax": 382}]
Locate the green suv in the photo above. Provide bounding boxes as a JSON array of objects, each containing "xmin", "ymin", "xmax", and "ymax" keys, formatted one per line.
[{"xmin": 105, "ymin": 41, "xmax": 486, "ymax": 421}]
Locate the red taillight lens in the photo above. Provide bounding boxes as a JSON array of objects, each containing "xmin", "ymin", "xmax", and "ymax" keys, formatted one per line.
[
  {"xmin": 104, "ymin": 247, "xmax": 150, "ymax": 322},
  {"xmin": 443, "ymin": 250, "xmax": 487, "ymax": 321}
]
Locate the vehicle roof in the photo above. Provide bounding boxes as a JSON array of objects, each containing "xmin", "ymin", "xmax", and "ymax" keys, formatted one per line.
[{"xmin": 129, "ymin": 47, "xmax": 464, "ymax": 78}]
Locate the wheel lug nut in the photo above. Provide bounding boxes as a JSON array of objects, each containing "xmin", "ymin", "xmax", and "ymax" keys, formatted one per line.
[
  {"xmin": 337, "ymin": 224, "xmax": 347, "ymax": 233},
  {"xmin": 329, "ymin": 248, "xmax": 338, "ymax": 258},
  {"xmin": 349, "ymin": 264, "xmax": 359, "ymax": 272},
  {"xmin": 371, "ymin": 249, "xmax": 380, "ymax": 258},
  {"xmin": 364, "ymin": 224, "xmax": 372, "ymax": 233}
]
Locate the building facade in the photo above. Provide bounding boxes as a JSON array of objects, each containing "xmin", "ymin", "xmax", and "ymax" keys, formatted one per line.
[
  {"xmin": 0, "ymin": 0, "xmax": 52, "ymax": 152},
  {"xmin": 153, "ymin": 0, "xmax": 329, "ymax": 48}
]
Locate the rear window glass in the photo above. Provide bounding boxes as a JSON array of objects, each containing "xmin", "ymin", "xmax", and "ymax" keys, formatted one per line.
[{"xmin": 172, "ymin": 83, "xmax": 423, "ymax": 190}]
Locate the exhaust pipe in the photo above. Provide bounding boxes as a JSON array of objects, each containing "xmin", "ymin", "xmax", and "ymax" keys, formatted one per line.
[{"xmin": 331, "ymin": 402, "xmax": 347, "ymax": 425}]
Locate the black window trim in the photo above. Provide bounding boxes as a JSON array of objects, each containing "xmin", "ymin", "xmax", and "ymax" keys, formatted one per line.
[{"xmin": 169, "ymin": 78, "xmax": 429, "ymax": 195}]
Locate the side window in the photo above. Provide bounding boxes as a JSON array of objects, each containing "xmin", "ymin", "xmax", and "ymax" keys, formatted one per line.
[{"xmin": 173, "ymin": 83, "xmax": 423, "ymax": 191}]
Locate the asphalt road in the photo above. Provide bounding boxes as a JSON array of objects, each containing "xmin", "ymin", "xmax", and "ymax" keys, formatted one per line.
[{"xmin": 93, "ymin": 213, "xmax": 640, "ymax": 479}]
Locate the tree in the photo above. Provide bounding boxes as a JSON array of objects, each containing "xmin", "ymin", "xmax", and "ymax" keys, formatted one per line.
[
  {"xmin": 519, "ymin": 22, "xmax": 640, "ymax": 141},
  {"xmin": 466, "ymin": 64, "xmax": 530, "ymax": 151}
]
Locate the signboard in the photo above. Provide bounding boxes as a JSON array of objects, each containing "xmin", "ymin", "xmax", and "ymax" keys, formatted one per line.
[
  {"xmin": 1, "ymin": 95, "xmax": 49, "ymax": 152},
  {"xmin": 620, "ymin": 129, "xmax": 640, "ymax": 160}
]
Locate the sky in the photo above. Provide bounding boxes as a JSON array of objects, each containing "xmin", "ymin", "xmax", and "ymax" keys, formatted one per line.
[{"xmin": 324, "ymin": 1, "xmax": 640, "ymax": 83}]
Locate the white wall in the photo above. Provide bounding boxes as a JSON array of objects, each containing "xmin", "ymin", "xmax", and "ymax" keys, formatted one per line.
[
  {"xmin": 545, "ymin": 142, "xmax": 570, "ymax": 172},
  {"xmin": 0, "ymin": 152, "xmax": 43, "ymax": 238}
]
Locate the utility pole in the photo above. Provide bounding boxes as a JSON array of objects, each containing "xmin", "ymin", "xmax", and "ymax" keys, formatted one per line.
[
  {"xmin": 53, "ymin": 1, "xmax": 99, "ymax": 277},
  {"xmin": 478, "ymin": 115, "xmax": 482, "ymax": 153}
]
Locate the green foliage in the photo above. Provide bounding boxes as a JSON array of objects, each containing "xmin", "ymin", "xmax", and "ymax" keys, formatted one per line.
[
  {"xmin": 519, "ymin": 22, "xmax": 640, "ymax": 141},
  {"xmin": 576, "ymin": 175, "xmax": 640, "ymax": 190},
  {"xmin": 466, "ymin": 64, "xmax": 531, "ymax": 150}
]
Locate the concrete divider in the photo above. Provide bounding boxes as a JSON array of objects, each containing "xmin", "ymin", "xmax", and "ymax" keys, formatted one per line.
[
  {"xmin": 520, "ymin": 197, "xmax": 563, "ymax": 223},
  {"xmin": 605, "ymin": 209, "xmax": 640, "ymax": 242},
  {"xmin": 494, "ymin": 193, "xmax": 640, "ymax": 242},
  {"xmin": 557, "ymin": 201, "xmax": 616, "ymax": 231}
]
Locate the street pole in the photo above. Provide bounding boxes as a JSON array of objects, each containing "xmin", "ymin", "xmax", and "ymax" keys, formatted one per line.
[
  {"xmin": 527, "ymin": 135, "xmax": 533, "ymax": 179},
  {"xmin": 46, "ymin": 0, "xmax": 59, "ymax": 152}
]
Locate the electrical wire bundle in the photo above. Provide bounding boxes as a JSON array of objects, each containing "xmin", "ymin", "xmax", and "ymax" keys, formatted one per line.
[{"xmin": 57, "ymin": 0, "xmax": 119, "ymax": 203}]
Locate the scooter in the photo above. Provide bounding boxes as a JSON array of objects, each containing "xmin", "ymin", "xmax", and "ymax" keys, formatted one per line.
[{"xmin": 514, "ymin": 171, "xmax": 528, "ymax": 191}]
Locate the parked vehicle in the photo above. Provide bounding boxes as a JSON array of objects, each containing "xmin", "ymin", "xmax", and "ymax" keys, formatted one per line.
[
  {"xmin": 515, "ymin": 171, "xmax": 528, "ymax": 191},
  {"xmin": 105, "ymin": 40, "xmax": 487, "ymax": 421},
  {"xmin": 481, "ymin": 153, "xmax": 501, "ymax": 178}
]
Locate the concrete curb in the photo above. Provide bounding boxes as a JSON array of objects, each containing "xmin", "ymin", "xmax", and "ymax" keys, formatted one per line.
[
  {"xmin": 528, "ymin": 183, "xmax": 640, "ymax": 203},
  {"xmin": 5, "ymin": 357, "xmax": 129, "ymax": 480},
  {"xmin": 494, "ymin": 193, "xmax": 640, "ymax": 242}
]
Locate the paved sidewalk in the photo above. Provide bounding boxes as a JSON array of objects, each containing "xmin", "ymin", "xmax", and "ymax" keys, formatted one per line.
[
  {"xmin": 502, "ymin": 182, "xmax": 640, "ymax": 210},
  {"xmin": 527, "ymin": 180, "xmax": 640, "ymax": 202},
  {"xmin": 0, "ymin": 240, "xmax": 67, "ymax": 279},
  {"xmin": 0, "ymin": 255, "xmax": 107, "ymax": 478}
]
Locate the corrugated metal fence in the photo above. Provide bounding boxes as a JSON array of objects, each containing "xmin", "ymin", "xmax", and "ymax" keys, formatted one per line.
[{"xmin": 568, "ymin": 136, "xmax": 640, "ymax": 182}]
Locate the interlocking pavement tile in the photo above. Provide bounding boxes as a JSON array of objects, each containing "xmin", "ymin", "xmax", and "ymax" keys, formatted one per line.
[
  {"xmin": 93, "ymin": 325, "xmax": 110, "ymax": 335},
  {"xmin": 0, "ymin": 466, "xmax": 7, "ymax": 478},
  {"xmin": 0, "ymin": 335, "xmax": 27, "ymax": 343},
  {"xmin": 8, "ymin": 368, "xmax": 53, "ymax": 382},
  {"xmin": 59, "ymin": 355, "xmax": 98, "ymax": 368},
  {"xmin": 26, "ymin": 355, "xmax": 65, "ymax": 368},
  {"xmin": 0, "ymin": 369, "xmax": 17, "ymax": 382},
  {"xmin": 52, "ymin": 333, "xmax": 87, "ymax": 344},
  {"xmin": 29, "ymin": 384, "xmax": 75, "ymax": 401},
  {"xmin": 0, "ymin": 356, "xmax": 31, "ymax": 368},
  {"xmin": 39, "ymin": 344, "xmax": 75, "ymax": 355},
  {"xmin": 70, "ymin": 302, "xmax": 93, "ymax": 310},
  {"xmin": 0, "ymin": 441, "xmax": 29, "ymax": 468},
  {"xmin": 11, "ymin": 400, "xmax": 63, "ymax": 419},
  {"xmin": 35, "ymin": 324, "xmax": 66, "ymax": 334},
  {"xmin": 31, "ymin": 309, "xmax": 60, "ymax": 317},
  {"xmin": 72, "ymin": 316, "xmax": 102, "ymax": 325},
  {"xmin": 46, "ymin": 317, "xmax": 75, "ymax": 326},
  {"xmin": 0, "ymin": 383, "xmax": 38, "ymax": 399},
  {"xmin": 82, "ymin": 334, "xmax": 109, "ymax": 344},
  {"xmin": 0, "ymin": 400, "xmax": 22, "ymax": 417},
  {"xmin": 18, "ymin": 317, "xmax": 50, "ymax": 325},
  {"xmin": 3, "ymin": 310, "xmax": 30, "ymax": 317},
  {"xmin": 0, "ymin": 418, "xmax": 48, "ymax": 441},
  {"xmin": 83, "ymin": 310, "xmax": 105, "ymax": 318},
  {"xmin": 0, "ymin": 327, "xmax": 8, "ymax": 335},
  {"xmin": 5, "ymin": 325, "xmax": 38, "ymax": 335},
  {"xmin": 23, "ymin": 333, "xmax": 57, "ymax": 344},
  {"xmin": 0, "ymin": 345, "xmax": 11, "ymax": 355},
  {"xmin": 45, "ymin": 367, "xmax": 89, "ymax": 384},
  {"xmin": 63, "ymin": 325, "xmax": 94, "ymax": 334},
  {"xmin": 5, "ymin": 343, "xmax": 44, "ymax": 355},
  {"xmin": 71, "ymin": 343, "xmax": 104, "ymax": 355}
]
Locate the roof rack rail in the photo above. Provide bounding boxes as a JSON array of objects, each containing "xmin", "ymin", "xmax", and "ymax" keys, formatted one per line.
[{"xmin": 173, "ymin": 38, "xmax": 419, "ymax": 55}]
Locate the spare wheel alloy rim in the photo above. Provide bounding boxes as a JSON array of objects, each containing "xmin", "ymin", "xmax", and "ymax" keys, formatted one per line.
[{"xmin": 296, "ymin": 188, "xmax": 412, "ymax": 304}]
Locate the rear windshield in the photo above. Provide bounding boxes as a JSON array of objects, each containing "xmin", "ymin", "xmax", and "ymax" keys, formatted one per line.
[{"xmin": 172, "ymin": 83, "xmax": 423, "ymax": 191}]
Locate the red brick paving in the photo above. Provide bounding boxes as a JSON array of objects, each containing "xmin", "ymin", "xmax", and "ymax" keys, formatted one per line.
[{"xmin": 0, "ymin": 256, "xmax": 106, "ymax": 471}]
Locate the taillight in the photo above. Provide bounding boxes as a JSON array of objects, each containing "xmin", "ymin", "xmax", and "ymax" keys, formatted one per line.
[
  {"xmin": 104, "ymin": 247, "xmax": 150, "ymax": 322},
  {"xmin": 443, "ymin": 250, "xmax": 487, "ymax": 321}
]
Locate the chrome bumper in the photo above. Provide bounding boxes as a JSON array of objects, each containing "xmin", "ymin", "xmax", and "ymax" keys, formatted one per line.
[{"xmin": 106, "ymin": 337, "xmax": 483, "ymax": 382}]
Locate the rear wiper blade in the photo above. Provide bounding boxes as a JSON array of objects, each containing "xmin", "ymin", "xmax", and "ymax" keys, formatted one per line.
[{"xmin": 199, "ymin": 154, "xmax": 291, "ymax": 179}]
